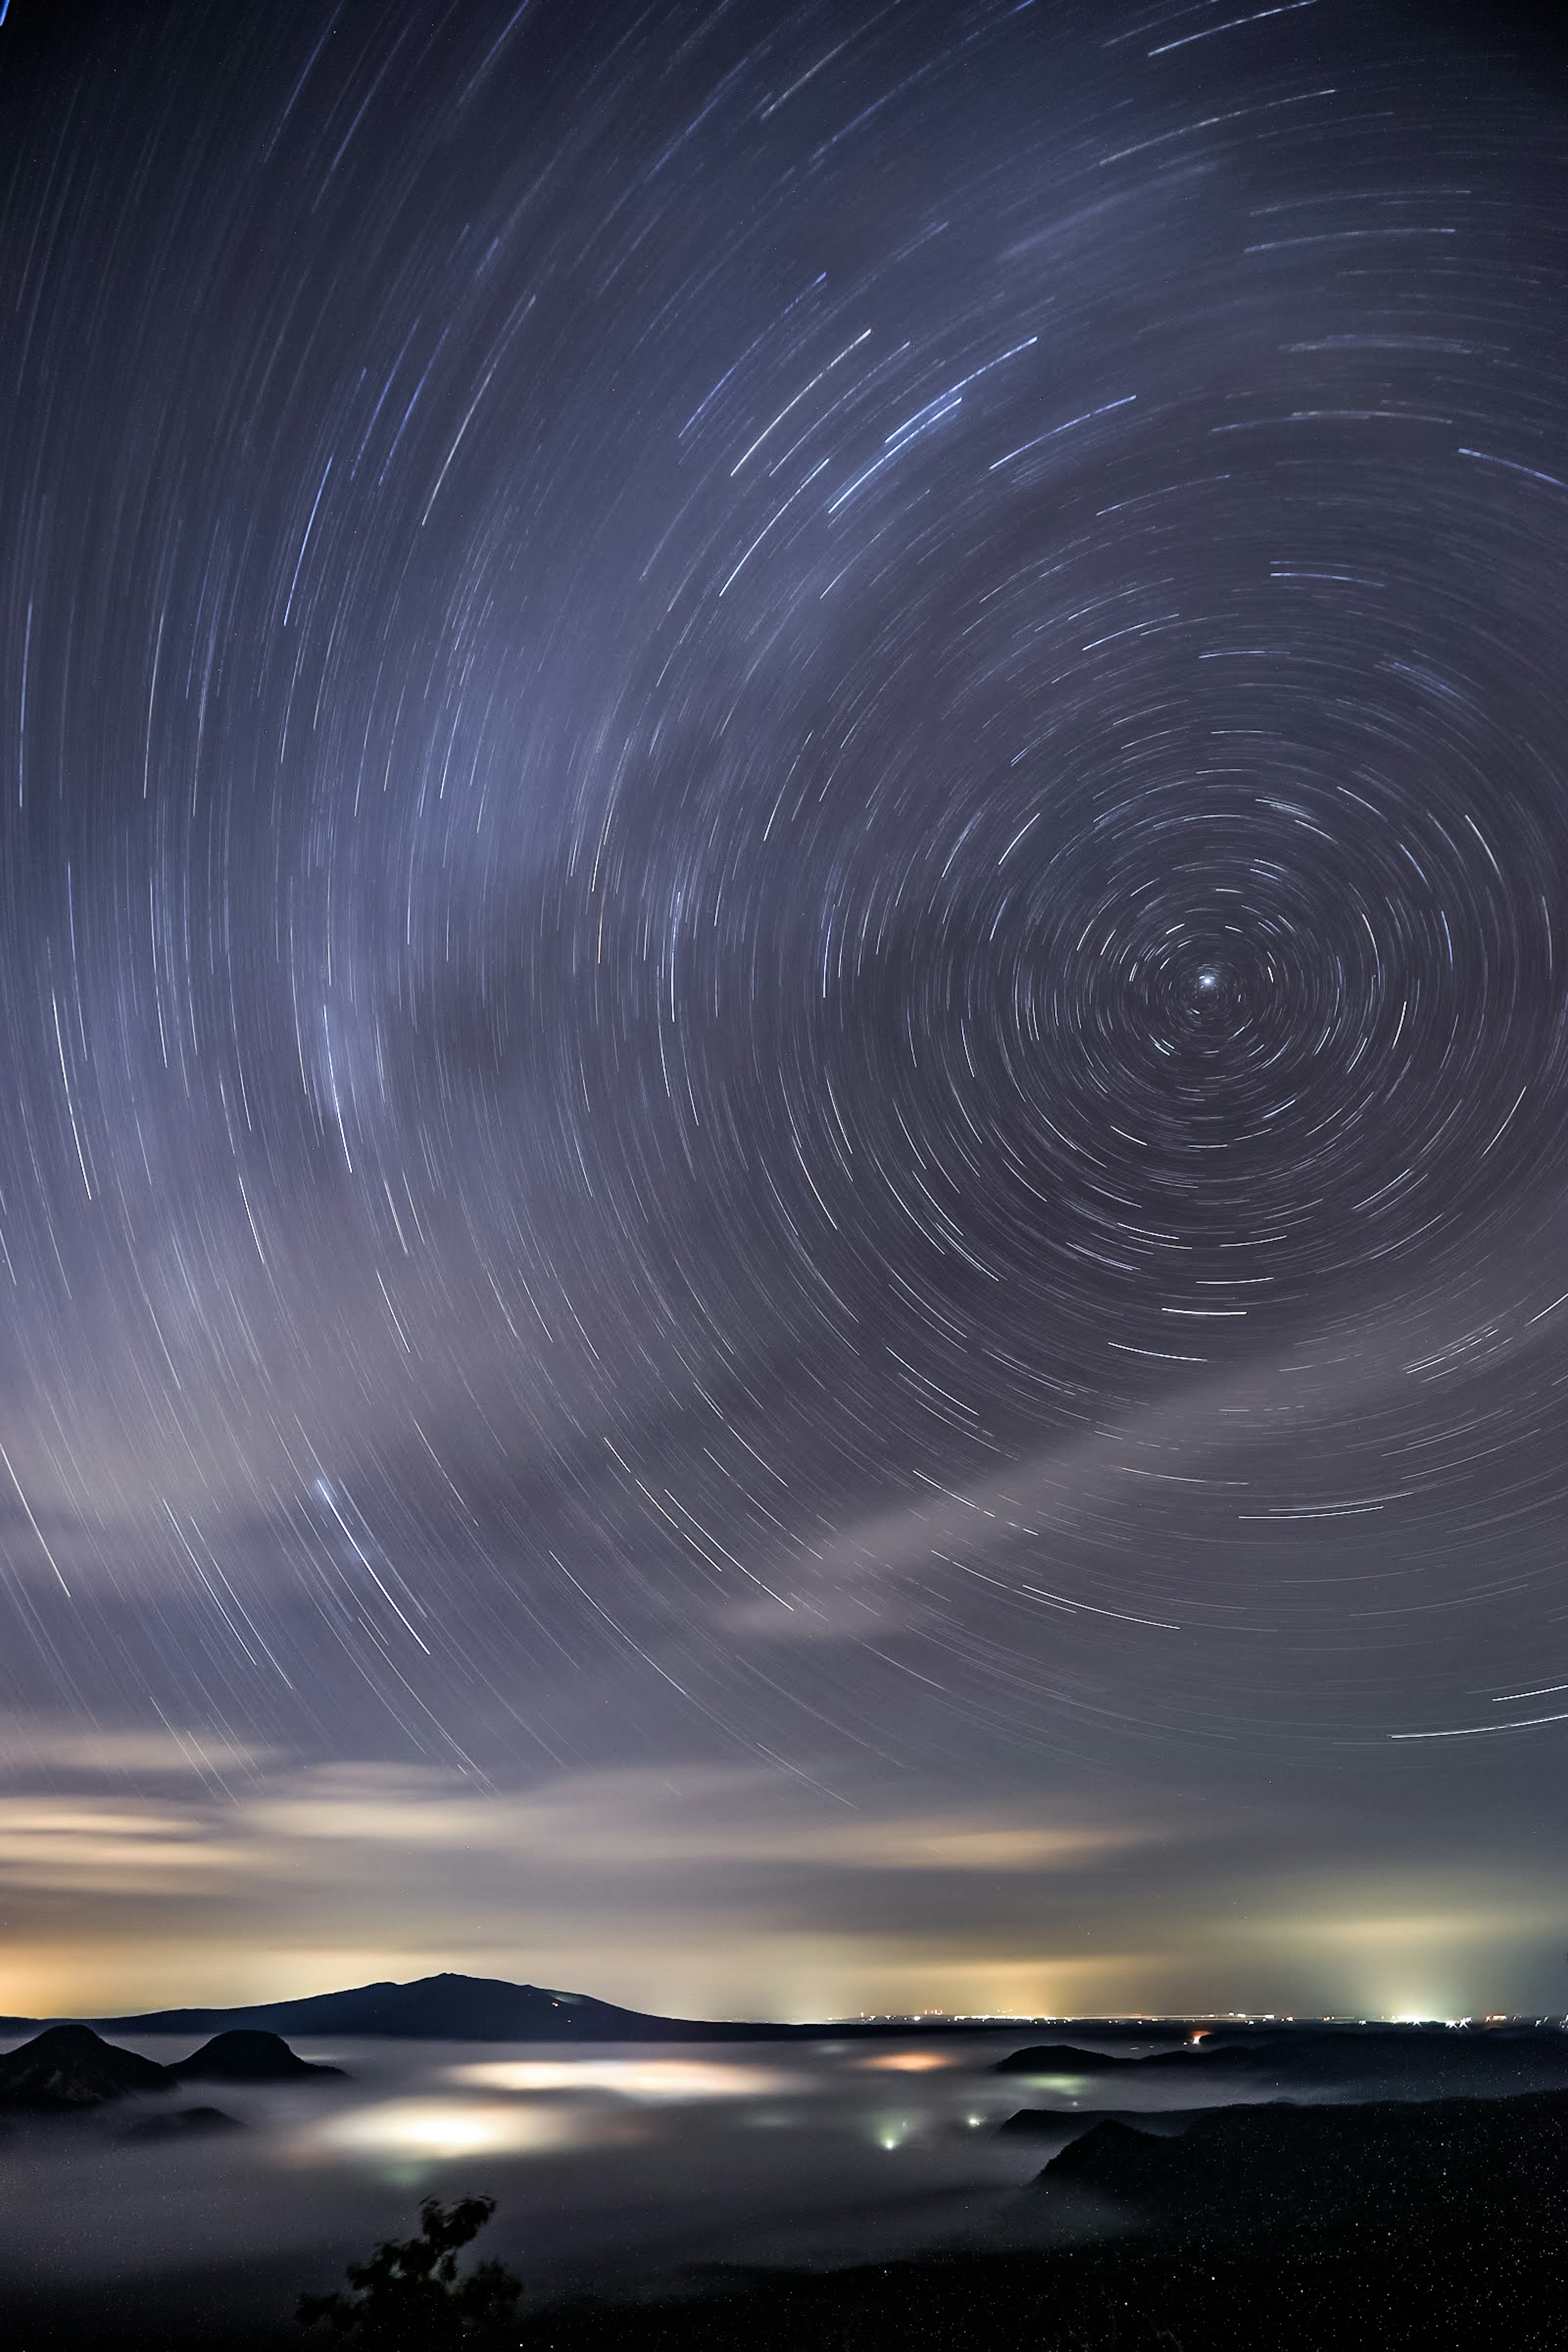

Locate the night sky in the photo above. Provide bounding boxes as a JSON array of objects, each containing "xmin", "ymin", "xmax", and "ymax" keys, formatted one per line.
[{"xmin": 3, "ymin": 0, "xmax": 1568, "ymax": 2025}]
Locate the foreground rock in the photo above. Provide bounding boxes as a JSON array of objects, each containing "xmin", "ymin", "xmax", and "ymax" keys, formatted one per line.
[
  {"xmin": 170, "ymin": 2029, "xmax": 343, "ymax": 2082},
  {"xmin": 0, "ymin": 2024, "xmax": 175, "ymax": 2111}
]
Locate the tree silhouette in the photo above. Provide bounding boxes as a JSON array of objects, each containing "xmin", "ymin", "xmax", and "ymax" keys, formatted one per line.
[{"xmin": 297, "ymin": 2193, "xmax": 522, "ymax": 2348}]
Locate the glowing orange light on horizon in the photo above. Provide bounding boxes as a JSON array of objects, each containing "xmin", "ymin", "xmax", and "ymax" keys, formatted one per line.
[{"xmin": 855, "ymin": 2050, "xmax": 953, "ymax": 2073}]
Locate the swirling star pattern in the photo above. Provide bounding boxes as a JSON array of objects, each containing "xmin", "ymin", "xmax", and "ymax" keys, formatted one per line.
[{"xmin": 4, "ymin": 0, "xmax": 1568, "ymax": 1939}]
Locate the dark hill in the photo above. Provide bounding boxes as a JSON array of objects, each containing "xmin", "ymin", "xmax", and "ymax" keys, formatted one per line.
[
  {"xmin": 170, "ymin": 2029, "xmax": 344, "ymax": 2082},
  {"xmin": 1036, "ymin": 2086, "xmax": 1568, "ymax": 2245},
  {"xmin": 995, "ymin": 2022, "xmax": 1568, "ymax": 2098},
  {"xmin": 0, "ymin": 2024, "xmax": 175, "ymax": 2110},
  {"xmin": 1186, "ymin": 2024, "xmax": 1568, "ymax": 2094},
  {"xmin": 0, "ymin": 1978, "xmax": 1157, "ymax": 2043},
  {"xmin": 82, "ymin": 1971, "xmax": 1058, "ymax": 2042},
  {"xmin": 85, "ymin": 1972, "xmax": 774, "ymax": 2042},
  {"xmin": 7, "ymin": 1981, "xmax": 1566, "ymax": 2063},
  {"xmin": 994, "ymin": 2042, "xmax": 1152, "ymax": 2074}
]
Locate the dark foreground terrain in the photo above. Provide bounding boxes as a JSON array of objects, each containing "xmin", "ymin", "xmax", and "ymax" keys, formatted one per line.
[
  {"xmin": 535, "ymin": 2234, "xmax": 1567, "ymax": 2352},
  {"xmin": 437, "ymin": 2084, "xmax": 1568, "ymax": 2347},
  {"xmin": 10, "ymin": 2232, "xmax": 1567, "ymax": 2351},
  {"xmin": 9, "ymin": 2076, "xmax": 1568, "ymax": 2350}
]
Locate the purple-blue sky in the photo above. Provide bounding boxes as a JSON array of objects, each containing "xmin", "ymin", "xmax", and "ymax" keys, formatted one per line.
[{"xmin": 2, "ymin": 0, "xmax": 1568, "ymax": 2022}]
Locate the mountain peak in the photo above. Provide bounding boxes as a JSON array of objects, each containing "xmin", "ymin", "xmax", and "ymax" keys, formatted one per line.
[
  {"xmin": 76, "ymin": 1971, "xmax": 765, "ymax": 2043},
  {"xmin": 0, "ymin": 2023, "xmax": 176, "ymax": 2110},
  {"xmin": 171, "ymin": 2029, "xmax": 344, "ymax": 2083}
]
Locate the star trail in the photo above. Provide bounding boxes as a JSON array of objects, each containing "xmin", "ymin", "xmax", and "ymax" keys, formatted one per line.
[{"xmin": 2, "ymin": 0, "xmax": 1568, "ymax": 2021}]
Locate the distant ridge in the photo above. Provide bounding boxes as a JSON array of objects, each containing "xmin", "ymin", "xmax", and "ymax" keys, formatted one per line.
[
  {"xmin": 95, "ymin": 1976, "xmax": 730, "ymax": 2042},
  {"xmin": 2, "ymin": 1978, "xmax": 1562, "ymax": 2046},
  {"xmin": 0, "ymin": 1971, "xmax": 1073, "ymax": 2043}
]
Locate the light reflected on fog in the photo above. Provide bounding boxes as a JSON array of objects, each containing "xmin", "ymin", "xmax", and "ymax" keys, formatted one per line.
[
  {"xmin": 449, "ymin": 2058, "xmax": 796, "ymax": 2101},
  {"xmin": 872, "ymin": 2114, "xmax": 915, "ymax": 2150},
  {"xmin": 310, "ymin": 2098, "xmax": 588, "ymax": 2160},
  {"xmin": 855, "ymin": 2050, "xmax": 953, "ymax": 2073}
]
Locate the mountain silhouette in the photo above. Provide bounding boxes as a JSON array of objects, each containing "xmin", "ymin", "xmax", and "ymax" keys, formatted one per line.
[
  {"xmin": 993, "ymin": 2042, "xmax": 1141, "ymax": 2074},
  {"xmin": 0, "ymin": 1971, "xmax": 1072, "ymax": 2042},
  {"xmin": 0, "ymin": 2024, "xmax": 176, "ymax": 2110},
  {"xmin": 1035, "ymin": 2087, "xmax": 1568, "ymax": 2244},
  {"xmin": 16, "ymin": 1971, "xmax": 1027, "ymax": 2043},
  {"xmin": 80, "ymin": 1973, "xmax": 768, "ymax": 2041},
  {"xmin": 169, "ymin": 2029, "xmax": 344, "ymax": 2082}
]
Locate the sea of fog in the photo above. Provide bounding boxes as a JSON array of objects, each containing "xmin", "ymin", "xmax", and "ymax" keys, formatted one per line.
[{"xmin": 0, "ymin": 2027, "xmax": 1524, "ymax": 2338}]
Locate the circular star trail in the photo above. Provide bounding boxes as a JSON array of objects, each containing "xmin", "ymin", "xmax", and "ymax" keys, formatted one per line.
[{"xmin": 4, "ymin": 0, "xmax": 1568, "ymax": 1800}]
